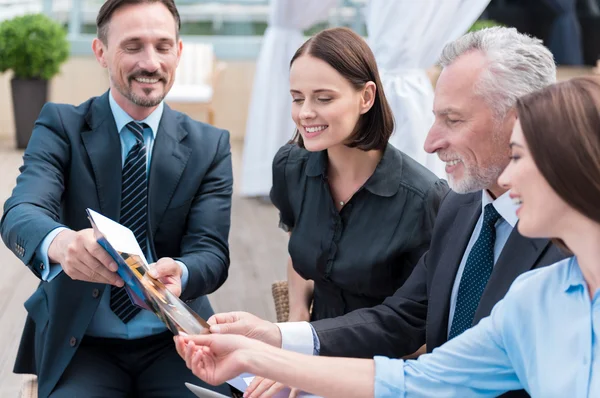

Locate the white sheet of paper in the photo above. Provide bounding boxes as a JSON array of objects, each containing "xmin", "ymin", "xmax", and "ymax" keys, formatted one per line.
[
  {"xmin": 87, "ymin": 209, "xmax": 147, "ymax": 261},
  {"xmin": 227, "ymin": 374, "xmax": 321, "ymax": 398}
]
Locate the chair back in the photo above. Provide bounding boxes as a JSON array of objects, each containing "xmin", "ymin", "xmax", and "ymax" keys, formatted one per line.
[
  {"xmin": 271, "ymin": 281, "xmax": 289, "ymax": 323},
  {"xmin": 174, "ymin": 42, "xmax": 215, "ymax": 86}
]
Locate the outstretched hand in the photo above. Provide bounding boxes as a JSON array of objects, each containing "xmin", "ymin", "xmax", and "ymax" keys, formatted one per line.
[
  {"xmin": 174, "ymin": 333, "xmax": 262, "ymax": 386},
  {"xmin": 207, "ymin": 311, "xmax": 283, "ymax": 348}
]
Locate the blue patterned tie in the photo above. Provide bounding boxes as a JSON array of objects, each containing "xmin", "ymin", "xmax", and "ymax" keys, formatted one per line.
[
  {"xmin": 449, "ymin": 203, "xmax": 502, "ymax": 339},
  {"xmin": 110, "ymin": 121, "xmax": 148, "ymax": 323}
]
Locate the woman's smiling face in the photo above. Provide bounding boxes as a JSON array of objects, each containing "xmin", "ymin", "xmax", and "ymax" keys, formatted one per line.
[{"xmin": 289, "ymin": 54, "xmax": 373, "ymax": 152}]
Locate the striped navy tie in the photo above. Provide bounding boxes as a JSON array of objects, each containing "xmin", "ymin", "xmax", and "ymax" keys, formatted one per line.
[{"xmin": 110, "ymin": 121, "xmax": 149, "ymax": 323}]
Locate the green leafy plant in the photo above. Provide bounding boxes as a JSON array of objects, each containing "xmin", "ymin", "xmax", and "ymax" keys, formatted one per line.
[
  {"xmin": 468, "ymin": 19, "xmax": 504, "ymax": 33},
  {"xmin": 0, "ymin": 13, "xmax": 70, "ymax": 80}
]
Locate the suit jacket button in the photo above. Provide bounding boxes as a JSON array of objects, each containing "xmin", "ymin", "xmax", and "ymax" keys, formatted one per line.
[
  {"xmin": 69, "ymin": 337, "xmax": 77, "ymax": 347},
  {"xmin": 39, "ymin": 263, "xmax": 45, "ymax": 270},
  {"xmin": 92, "ymin": 288, "xmax": 100, "ymax": 298}
]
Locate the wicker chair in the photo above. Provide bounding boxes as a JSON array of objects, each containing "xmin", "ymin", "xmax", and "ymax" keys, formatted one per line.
[
  {"xmin": 271, "ymin": 280, "xmax": 290, "ymax": 323},
  {"xmin": 270, "ymin": 280, "xmax": 426, "ymax": 359}
]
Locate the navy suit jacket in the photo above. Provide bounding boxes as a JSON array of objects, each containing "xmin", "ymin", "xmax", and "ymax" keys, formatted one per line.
[
  {"xmin": 0, "ymin": 91, "xmax": 233, "ymax": 397},
  {"xmin": 312, "ymin": 191, "xmax": 567, "ymax": 398}
]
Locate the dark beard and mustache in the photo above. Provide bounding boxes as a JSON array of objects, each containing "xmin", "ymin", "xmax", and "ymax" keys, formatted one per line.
[{"xmin": 116, "ymin": 70, "xmax": 168, "ymax": 108}]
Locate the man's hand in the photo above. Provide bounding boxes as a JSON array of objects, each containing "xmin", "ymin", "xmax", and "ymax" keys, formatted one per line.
[
  {"xmin": 148, "ymin": 257, "xmax": 182, "ymax": 297},
  {"xmin": 48, "ymin": 228, "xmax": 123, "ymax": 286},
  {"xmin": 207, "ymin": 312, "xmax": 283, "ymax": 348}
]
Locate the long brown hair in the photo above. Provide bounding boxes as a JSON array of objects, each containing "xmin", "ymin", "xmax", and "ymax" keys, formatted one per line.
[
  {"xmin": 289, "ymin": 27, "xmax": 394, "ymax": 151},
  {"xmin": 517, "ymin": 76, "xmax": 600, "ymax": 252}
]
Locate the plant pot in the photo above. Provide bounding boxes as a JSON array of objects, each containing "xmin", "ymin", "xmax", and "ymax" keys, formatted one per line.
[{"xmin": 11, "ymin": 78, "xmax": 49, "ymax": 149}]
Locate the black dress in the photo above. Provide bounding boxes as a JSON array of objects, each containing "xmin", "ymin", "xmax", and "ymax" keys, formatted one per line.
[{"xmin": 269, "ymin": 143, "xmax": 449, "ymax": 321}]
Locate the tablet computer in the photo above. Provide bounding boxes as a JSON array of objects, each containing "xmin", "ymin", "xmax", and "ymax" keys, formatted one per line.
[{"xmin": 185, "ymin": 382, "xmax": 231, "ymax": 398}]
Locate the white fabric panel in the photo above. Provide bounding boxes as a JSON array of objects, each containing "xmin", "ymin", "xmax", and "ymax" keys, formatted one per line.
[
  {"xmin": 365, "ymin": 0, "xmax": 491, "ymax": 178},
  {"xmin": 240, "ymin": 0, "xmax": 338, "ymax": 197},
  {"xmin": 166, "ymin": 42, "xmax": 214, "ymax": 102}
]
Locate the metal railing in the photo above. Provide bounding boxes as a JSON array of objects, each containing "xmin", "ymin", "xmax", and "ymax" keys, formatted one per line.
[{"xmin": 0, "ymin": 0, "xmax": 368, "ymax": 59}]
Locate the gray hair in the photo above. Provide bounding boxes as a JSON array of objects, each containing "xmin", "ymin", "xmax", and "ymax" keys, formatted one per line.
[{"xmin": 439, "ymin": 27, "xmax": 556, "ymax": 120}]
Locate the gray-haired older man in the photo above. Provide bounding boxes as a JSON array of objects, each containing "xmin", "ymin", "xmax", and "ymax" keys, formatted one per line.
[{"xmin": 200, "ymin": 27, "xmax": 567, "ymax": 398}]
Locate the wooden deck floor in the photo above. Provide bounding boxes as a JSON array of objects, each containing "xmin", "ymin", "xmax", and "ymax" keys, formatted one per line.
[{"xmin": 0, "ymin": 137, "xmax": 289, "ymax": 396}]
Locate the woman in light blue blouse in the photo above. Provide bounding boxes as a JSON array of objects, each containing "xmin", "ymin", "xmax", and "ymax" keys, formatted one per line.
[{"xmin": 175, "ymin": 76, "xmax": 600, "ymax": 398}]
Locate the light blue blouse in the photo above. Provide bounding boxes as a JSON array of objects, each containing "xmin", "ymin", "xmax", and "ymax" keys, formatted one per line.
[{"xmin": 375, "ymin": 256, "xmax": 600, "ymax": 397}]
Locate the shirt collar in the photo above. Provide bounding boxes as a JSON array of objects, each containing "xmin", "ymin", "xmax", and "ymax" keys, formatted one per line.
[
  {"xmin": 108, "ymin": 89, "xmax": 163, "ymax": 138},
  {"xmin": 562, "ymin": 256, "xmax": 585, "ymax": 292},
  {"xmin": 305, "ymin": 143, "xmax": 403, "ymax": 197},
  {"xmin": 481, "ymin": 190, "xmax": 518, "ymax": 228}
]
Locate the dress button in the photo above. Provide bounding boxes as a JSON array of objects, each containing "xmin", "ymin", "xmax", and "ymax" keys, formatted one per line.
[
  {"xmin": 92, "ymin": 288, "xmax": 100, "ymax": 298},
  {"xmin": 69, "ymin": 337, "xmax": 77, "ymax": 347},
  {"xmin": 39, "ymin": 263, "xmax": 45, "ymax": 270}
]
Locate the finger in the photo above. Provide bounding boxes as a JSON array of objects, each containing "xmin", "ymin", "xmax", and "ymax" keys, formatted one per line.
[
  {"xmin": 148, "ymin": 258, "xmax": 180, "ymax": 279},
  {"xmin": 70, "ymin": 254, "xmax": 121, "ymax": 286},
  {"xmin": 207, "ymin": 314, "xmax": 218, "ymax": 326},
  {"xmin": 289, "ymin": 387, "xmax": 300, "ymax": 398},
  {"xmin": 261, "ymin": 382, "xmax": 287, "ymax": 398},
  {"xmin": 87, "ymin": 256, "xmax": 123, "ymax": 286},
  {"xmin": 210, "ymin": 319, "xmax": 247, "ymax": 335},
  {"xmin": 86, "ymin": 240, "xmax": 118, "ymax": 272},
  {"xmin": 192, "ymin": 349, "xmax": 205, "ymax": 377},
  {"xmin": 184, "ymin": 334, "xmax": 215, "ymax": 347},
  {"xmin": 76, "ymin": 244, "xmax": 120, "ymax": 282},
  {"xmin": 248, "ymin": 378, "xmax": 278, "ymax": 398},
  {"xmin": 185, "ymin": 341, "xmax": 196, "ymax": 369},
  {"xmin": 194, "ymin": 348, "xmax": 216, "ymax": 384},
  {"xmin": 80, "ymin": 230, "xmax": 118, "ymax": 272},
  {"xmin": 174, "ymin": 336, "xmax": 186, "ymax": 359},
  {"xmin": 246, "ymin": 376, "xmax": 266, "ymax": 395},
  {"xmin": 208, "ymin": 312, "xmax": 241, "ymax": 328}
]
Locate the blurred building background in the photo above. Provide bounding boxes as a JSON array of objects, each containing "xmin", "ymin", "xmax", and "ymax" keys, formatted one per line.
[
  {"xmin": 0, "ymin": 1, "xmax": 598, "ymax": 394},
  {"xmin": 1, "ymin": 0, "xmax": 598, "ymax": 142}
]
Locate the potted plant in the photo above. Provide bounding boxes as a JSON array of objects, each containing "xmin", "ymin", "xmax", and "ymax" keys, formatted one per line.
[
  {"xmin": 0, "ymin": 14, "xmax": 69, "ymax": 149},
  {"xmin": 468, "ymin": 19, "xmax": 504, "ymax": 33}
]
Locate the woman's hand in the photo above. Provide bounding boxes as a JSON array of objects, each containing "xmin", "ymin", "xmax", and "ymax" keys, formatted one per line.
[
  {"xmin": 174, "ymin": 333, "xmax": 259, "ymax": 386},
  {"xmin": 245, "ymin": 376, "xmax": 300, "ymax": 398}
]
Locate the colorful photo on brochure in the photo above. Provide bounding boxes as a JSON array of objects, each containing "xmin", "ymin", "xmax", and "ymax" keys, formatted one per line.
[{"xmin": 86, "ymin": 208, "xmax": 211, "ymax": 336}]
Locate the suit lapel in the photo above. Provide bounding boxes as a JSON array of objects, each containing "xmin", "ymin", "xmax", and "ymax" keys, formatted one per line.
[
  {"xmin": 82, "ymin": 92, "xmax": 122, "ymax": 221},
  {"xmin": 148, "ymin": 105, "xmax": 191, "ymax": 238},
  {"xmin": 428, "ymin": 195, "xmax": 482, "ymax": 348},
  {"xmin": 474, "ymin": 229, "xmax": 551, "ymax": 323}
]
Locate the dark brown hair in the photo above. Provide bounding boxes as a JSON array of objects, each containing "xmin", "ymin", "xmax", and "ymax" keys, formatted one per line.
[
  {"xmin": 517, "ymin": 76, "xmax": 600, "ymax": 253},
  {"xmin": 289, "ymin": 27, "xmax": 394, "ymax": 151},
  {"xmin": 96, "ymin": 0, "xmax": 181, "ymax": 44}
]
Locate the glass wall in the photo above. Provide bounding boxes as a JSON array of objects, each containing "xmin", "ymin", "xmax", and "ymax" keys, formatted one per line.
[{"xmin": 0, "ymin": 0, "xmax": 368, "ymax": 59}]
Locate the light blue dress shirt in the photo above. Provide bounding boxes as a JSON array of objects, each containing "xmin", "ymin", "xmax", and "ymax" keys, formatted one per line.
[
  {"xmin": 374, "ymin": 256, "xmax": 600, "ymax": 397},
  {"xmin": 36, "ymin": 90, "xmax": 189, "ymax": 339},
  {"xmin": 309, "ymin": 190, "xmax": 518, "ymax": 354}
]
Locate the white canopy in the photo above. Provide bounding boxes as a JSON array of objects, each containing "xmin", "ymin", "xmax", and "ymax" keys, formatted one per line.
[
  {"xmin": 240, "ymin": 0, "xmax": 338, "ymax": 197},
  {"xmin": 365, "ymin": 0, "xmax": 491, "ymax": 178}
]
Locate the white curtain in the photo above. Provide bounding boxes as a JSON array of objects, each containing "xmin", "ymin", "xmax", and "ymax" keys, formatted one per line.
[
  {"xmin": 240, "ymin": 0, "xmax": 339, "ymax": 197},
  {"xmin": 365, "ymin": 0, "xmax": 491, "ymax": 178}
]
